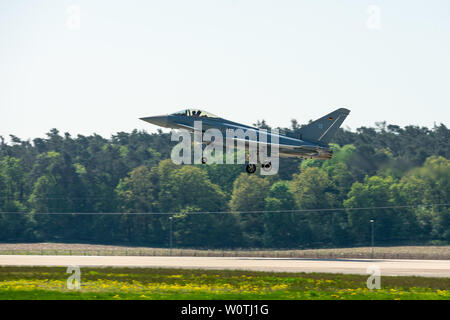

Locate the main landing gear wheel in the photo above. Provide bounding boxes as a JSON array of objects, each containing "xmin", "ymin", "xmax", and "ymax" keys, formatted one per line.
[
  {"xmin": 246, "ymin": 164, "xmax": 257, "ymax": 174},
  {"xmin": 201, "ymin": 157, "xmax": 207, "ymax": 164},
  {"xmin": 261, "ymin": 161, "xmax": 272, "ymax": 172}
]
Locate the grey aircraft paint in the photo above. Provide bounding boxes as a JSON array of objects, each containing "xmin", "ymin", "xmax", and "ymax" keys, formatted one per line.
[{"xmin": 140, "ymin": 108, "xmax": 350, "ymax": 171}]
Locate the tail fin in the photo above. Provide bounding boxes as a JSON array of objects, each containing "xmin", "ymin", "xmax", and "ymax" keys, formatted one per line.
[{"xmin": 298, "ymin": 108, "xmax": 350, "ymax": 145}]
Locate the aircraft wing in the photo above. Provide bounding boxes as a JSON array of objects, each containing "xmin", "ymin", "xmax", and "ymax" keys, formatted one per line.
[
  {"xmin": 227, "ymin": 136, "xmax": 318, "ymax": 157},
  {"xmin": 170, "ymin": 127, "xmax": 319, "ymax": 157}
]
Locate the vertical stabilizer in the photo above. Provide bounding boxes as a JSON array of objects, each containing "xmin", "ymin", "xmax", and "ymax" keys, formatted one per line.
[{"xmin": 298, "ymin": 108, "xmax": 350, "ymax": 144}]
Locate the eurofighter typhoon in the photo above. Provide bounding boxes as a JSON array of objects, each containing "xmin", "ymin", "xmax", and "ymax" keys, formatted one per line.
[{"xmin": 140, "ymin": 108, "xmax": 350, "ymax": 174}]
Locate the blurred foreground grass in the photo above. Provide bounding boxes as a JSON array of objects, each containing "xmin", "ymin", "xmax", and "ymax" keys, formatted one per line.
[{"xmin": 0, "ymin": 266, "xmax": 449, "ymax": 300}]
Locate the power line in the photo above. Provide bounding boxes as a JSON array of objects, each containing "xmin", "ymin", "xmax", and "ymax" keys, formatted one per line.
[
  {"xmin": 0, "ymin": 196, "xmax": 116, "ymax": 200},
  {"xmin": 0, "ymin": 203, "xmax": 448, "ymax": 215}
]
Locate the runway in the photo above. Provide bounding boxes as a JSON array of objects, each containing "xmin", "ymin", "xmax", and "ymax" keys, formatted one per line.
[{"xmin": 0, "ymin": 255, "xmax": 449, "ymax": 277}]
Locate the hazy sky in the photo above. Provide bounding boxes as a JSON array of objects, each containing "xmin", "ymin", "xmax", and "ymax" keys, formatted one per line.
[{"xmin": 1, "ymin": 0, "xmax": 449, "ymax": 141}]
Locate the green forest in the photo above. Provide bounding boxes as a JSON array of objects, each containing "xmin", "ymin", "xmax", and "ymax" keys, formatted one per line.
[{"xmin": 0, "ymin": 120, "xmax": 449, "ymax": 249}]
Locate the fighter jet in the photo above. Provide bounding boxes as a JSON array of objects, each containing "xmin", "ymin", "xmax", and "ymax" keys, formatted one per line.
[{"xmin": 140, "ymin": 108, "xmax": 350, "ymax": 173}]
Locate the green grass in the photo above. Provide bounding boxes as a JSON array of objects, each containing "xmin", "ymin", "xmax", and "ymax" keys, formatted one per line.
[{"xmin": 0, "ymin": 266, "xmax": 448, "ymax": 300}]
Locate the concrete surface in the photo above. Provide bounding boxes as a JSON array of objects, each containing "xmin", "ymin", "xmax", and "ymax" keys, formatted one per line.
[{"xmin": 1, "ymin": 255, "xmax": 449, "ymax": 277}]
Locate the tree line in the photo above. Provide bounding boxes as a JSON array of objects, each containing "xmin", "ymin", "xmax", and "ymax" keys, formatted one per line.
[{"xmin": 0, "ymin": 121, "xmax": 448, "ymax": 248}]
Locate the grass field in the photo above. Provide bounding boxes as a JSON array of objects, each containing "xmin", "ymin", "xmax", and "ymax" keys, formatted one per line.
[
  {"xmin": 0, "ymin": 266, "xmax": 448, "ymax": 300},
  {"xmin": 0, "ymin": 243, "xmax": 449, "ymax": 260}
]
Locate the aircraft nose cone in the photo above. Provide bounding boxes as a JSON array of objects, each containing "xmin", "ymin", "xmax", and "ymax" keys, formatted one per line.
[{"xmin": 140, "ymin": 115, "xmax": 168, "ymax": 127}]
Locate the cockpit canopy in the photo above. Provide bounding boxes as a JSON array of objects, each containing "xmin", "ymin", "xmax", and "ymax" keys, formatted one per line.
[{"xmin": 171, "ymin": 109, "xmax": 219, "ymax": 118}]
